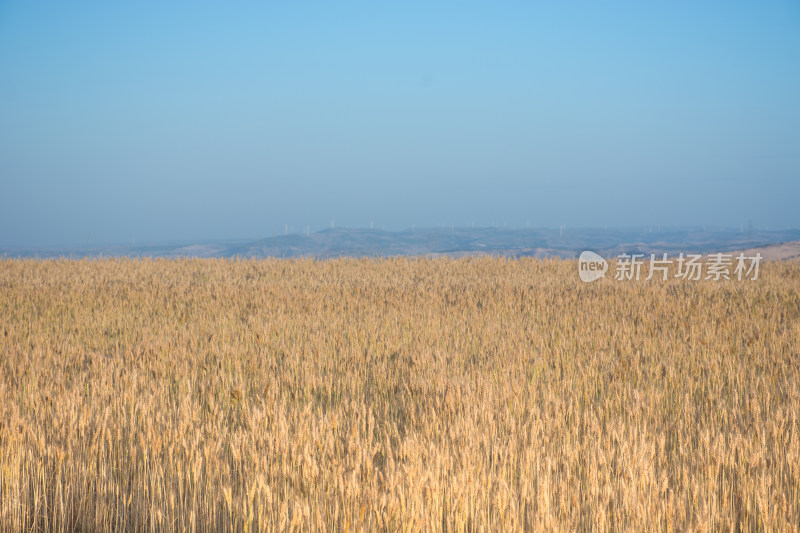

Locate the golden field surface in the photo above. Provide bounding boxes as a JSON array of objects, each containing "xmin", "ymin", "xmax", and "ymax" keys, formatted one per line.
[{"xmin": 1, "ymin": 257, "xmax": 799, "ymax": 532}]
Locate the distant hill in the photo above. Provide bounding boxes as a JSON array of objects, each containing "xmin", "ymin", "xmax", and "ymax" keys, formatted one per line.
[
  {"xmin": 4, "ymin": 227, "xmax": 800, "ymax": 260},
  {"xmin": 725, "ymin": 240, "xmax": 800, "ymax": 261}
]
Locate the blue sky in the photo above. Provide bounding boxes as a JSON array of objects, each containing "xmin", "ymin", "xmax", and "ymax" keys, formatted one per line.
[{"xmin": 1, "ymin": 2, "xmax": 798, "ymax": 246}]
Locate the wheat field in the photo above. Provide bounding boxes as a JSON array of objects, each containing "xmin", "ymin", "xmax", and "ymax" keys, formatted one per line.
[{"xmin": 0, "ymin": 257, "xmax": 798, "ymax": 531}]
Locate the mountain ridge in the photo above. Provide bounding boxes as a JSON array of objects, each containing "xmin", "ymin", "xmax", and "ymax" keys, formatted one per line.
[{"xmin": 4, "ymin": 227, "xmax": 800, "ymax": 260}]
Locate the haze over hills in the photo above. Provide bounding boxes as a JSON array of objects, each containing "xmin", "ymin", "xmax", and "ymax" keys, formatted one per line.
[{"xmin": 4, "ymin": 227, "xmax": 800, "ymax": 260}]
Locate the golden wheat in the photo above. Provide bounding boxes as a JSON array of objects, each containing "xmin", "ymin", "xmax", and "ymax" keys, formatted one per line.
[{"xmin": 0, "ymin": 257, "xmax": 798, "ymax": 531}]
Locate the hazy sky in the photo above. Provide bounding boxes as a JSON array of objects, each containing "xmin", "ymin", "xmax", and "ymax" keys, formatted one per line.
[{"xmin": 1, "ymin": 2, "xmax": 799, "ymax": 246}]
